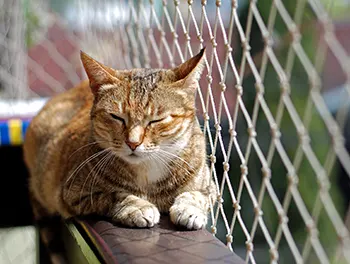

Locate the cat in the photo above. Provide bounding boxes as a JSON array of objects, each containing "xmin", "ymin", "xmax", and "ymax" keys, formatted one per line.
[{"xmin": 23, "ymin": 48, "xmax": 216, "ymax": 236}]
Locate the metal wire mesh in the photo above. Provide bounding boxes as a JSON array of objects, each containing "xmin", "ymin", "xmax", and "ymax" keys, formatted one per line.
[{"xmin": 1, "ymin": 0, "xmax": 350, "ymax": 263}]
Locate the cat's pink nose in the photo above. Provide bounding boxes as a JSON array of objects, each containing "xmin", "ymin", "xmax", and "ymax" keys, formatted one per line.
[{"xmin": 125, "ymin": 140, "xmax": 140, "ymax": 151}]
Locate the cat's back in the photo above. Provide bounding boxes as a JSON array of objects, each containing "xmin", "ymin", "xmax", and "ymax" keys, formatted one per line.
[{"xmin": 24, "ymin": 80, "xmax": 93, "ymax": 171}]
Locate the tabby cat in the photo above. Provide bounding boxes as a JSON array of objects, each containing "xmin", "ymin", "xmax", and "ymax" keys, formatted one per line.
[{"xmin": 23, "ymin": 49, "xmax": 216, "ymax": 235}]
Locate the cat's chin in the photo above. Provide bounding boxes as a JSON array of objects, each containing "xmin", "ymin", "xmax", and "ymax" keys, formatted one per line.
[{"xmin": 121, "ymin": 153, "xmax": 145, "ymax": 164}]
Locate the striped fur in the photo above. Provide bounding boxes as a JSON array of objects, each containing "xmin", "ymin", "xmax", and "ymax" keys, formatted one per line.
[{"xmin": 24, "ymin": 49, "xmax": 216, "ymax": 234}]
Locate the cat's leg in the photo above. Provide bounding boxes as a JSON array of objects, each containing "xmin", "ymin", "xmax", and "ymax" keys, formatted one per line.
[
  {"xmin": 169, "ymin": 191, "xmax": 210, "ymax": 230},
  {"xmin": 62, "ymin": 186, "xmax": 160, "ymax": 228},
  {"xmin": 111, "ymin": 194, "xmax": 160, "ymax": 228}
]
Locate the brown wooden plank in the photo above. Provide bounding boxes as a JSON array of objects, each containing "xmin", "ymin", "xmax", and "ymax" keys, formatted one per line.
[{"xmin": 76, "ymin": 216, "xmax": 244, "ymax": 264}]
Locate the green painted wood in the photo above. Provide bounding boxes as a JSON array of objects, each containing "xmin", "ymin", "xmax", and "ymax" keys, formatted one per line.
[{"xmin": 63, "ymin": 222, "xmax": 101, "ymax": 264}]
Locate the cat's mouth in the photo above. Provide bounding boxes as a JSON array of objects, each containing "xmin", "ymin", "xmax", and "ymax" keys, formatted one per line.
[
  {"xmin": 122, "ymin": 152, "xmax": 145, "ymax": 164},
  {"xmin": 128, "ymin": 152, "xmax": 144, "ymax": 159}
]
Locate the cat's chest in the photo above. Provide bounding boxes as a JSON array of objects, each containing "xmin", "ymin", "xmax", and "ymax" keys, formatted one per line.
[{"xmin": 134, "ymin": 160, "xmax": 168, "ymax": 186}]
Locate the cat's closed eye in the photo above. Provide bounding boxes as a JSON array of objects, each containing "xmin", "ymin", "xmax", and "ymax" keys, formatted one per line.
[
  {"xmin": 110, "ymin": 113, "xmax": 125, "ymax": 124},
  {"xmin": 149, "ymin": 117, "xmax": 168, "ymax": 125}
]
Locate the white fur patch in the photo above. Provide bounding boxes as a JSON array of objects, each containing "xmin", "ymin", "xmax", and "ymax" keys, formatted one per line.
[
  {"xmin": 144, "ymin": 126, "xmax": 191, "ymax": 184},
  {"xmin": 161, "ymin": 115, "xmax": 172, "ymax": 123},
  {"xmin": 116, "ymin": 102, "xmax": 123, "ymax": 112},
  {"xmin": 124, "ymin": 120, "xmax": 192, "ymax": 184},
  {"xmin": 100, "ymin": 84, "xmax": 117, "ymax": 91},
  {"xmin": 129, "ymin": 145, "xmax": 167, "ymax": 184},
  {"xmin": 146, "ymin": 160, "xmax": 166, "ymax": 183},
  {"xmin": 128, "ymin": 126, "xmax": 143, "ymax": 144},
  {"xmin": 159, "ymin": 121, "xmax": 181, "ymax": 136},
  {"xmin": 176, "ymin": 90, "xmax": 189, "ymax": 98},
  {"xmin": 146, "ymin": 106, "xmax": 152, "ymax": 116}
]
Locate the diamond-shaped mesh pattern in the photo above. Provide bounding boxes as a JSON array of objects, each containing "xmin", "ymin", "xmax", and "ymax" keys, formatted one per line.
[{"xmin": 1, "ymin": 0, "xmax": 350, "ymax": 263}]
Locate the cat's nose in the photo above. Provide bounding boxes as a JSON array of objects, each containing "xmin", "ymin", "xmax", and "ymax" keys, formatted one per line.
[
  {"xmin": 126, "ymin": 125, "xmax": 144, "ymax": 151},
  {"xmin": 125, "ymin": 140, "xmax": 141, "ymax": 151}
]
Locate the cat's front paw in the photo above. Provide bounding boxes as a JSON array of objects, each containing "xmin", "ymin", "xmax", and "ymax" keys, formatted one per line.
[
  {"xmin": 112, "ymin": 195, "xmax": 160, "ymax": 228},
  {"xmin": 169, "ymin": 204, "xmax": 208, "ymax": 230}
]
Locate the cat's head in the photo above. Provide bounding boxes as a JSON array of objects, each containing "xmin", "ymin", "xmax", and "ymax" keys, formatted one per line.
[{"xmin": 81, "ymin": 49, "xmax": 205, "ymax": 164}]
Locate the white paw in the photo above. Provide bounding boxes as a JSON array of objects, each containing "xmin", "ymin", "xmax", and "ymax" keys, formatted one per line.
[
  {"xmin": 113, "ymin": 202, "xmax": 160, "ymax": 228},
  {"xmin": 169, "ymin": 204, "xmax": 208, "ymax": 230},
  {"xmin": 141, "ymin": 206, "xmax": 160, "ymax": 227}
]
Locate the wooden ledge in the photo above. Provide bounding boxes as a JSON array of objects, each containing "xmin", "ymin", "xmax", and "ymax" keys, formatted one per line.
[
  {"xmin": 0, "ymin": 146, "xmax": 243, "ymax": 263},
  {"xmin": 70, "ymin": 216, "xmax": 244, "ymax": 264}
]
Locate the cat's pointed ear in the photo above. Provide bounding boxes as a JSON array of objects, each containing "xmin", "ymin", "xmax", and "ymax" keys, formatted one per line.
[
  {"xmin": 171, "ymin": 48, "xmax": 206, "ymax": 88},
  {"xmin": 80, "ymin": 51, "xmax": 118, "ymax": 95}
]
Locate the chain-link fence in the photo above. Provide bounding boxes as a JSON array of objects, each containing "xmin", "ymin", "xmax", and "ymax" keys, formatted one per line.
[{"xmin": 1, "ymin": 0, "xmax": 350, "ymax": 263}]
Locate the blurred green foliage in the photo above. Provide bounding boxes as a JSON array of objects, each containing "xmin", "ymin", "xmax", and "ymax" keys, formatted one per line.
[
  {"xmin": 22, "ymin": 0, "xmax": 40, "ymax": 48},
  {"xmin": 23, "ymin": 0, "xmax": 74, "ymax": 47}
]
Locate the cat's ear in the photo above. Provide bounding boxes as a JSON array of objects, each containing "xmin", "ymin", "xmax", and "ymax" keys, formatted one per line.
[
  {"xmin": 80, "ymin": 51, "xmax": 118, "ymax": 95},
  {"xmin": 171, "ymin": 48, "xmax": 206, "ymax": 89}
]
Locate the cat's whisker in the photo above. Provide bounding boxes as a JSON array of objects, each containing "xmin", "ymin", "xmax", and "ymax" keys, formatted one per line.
[
  {"xmin": 66, "ymin": 148, "xmax": 111, "ymax": 197},
  {"xmin": 154, "ymin": 151, "xmax": 193, "ymax": 178},
  {"xmin": 66, "ymin": 150, "xmax": 105, "ymax": 186},
  {"xmin": 66, "ymin": 148, "xmax": 109, "ymax": 185},
  {"xmin": 78, "ymin": 149, "xmax": 112, "ymax": 214},
  {"xmin": 89, "ymin": 152, "xmax": 113, "ymax": 206},
  {"xmin": 161, "ymin": 140, "xmax": 212, "ymax": 148},
  {"xmin": 164, "ymin": 156, "xmax": 192, "ymax": 177},
  {"xmin": 158, "ymin": 149, "xmax": 195, "ymax": 171},
  {"xmin": 87, "ymin": 150, "xmax": 113, "ymax": 198},
  {"xmin": 156, "ymin": 150, "xmax": 194, "ymax": 177},
  {"xmin": 148, "ymin": 153, "xmax": 175, "ymax": 178},
  {"xmin": 90, "ymin": 152, "xmax": 115, "ymax": 207},
  {"xmin": 68, "ymin": 141, "xmax": 111, "ymax": 159}
]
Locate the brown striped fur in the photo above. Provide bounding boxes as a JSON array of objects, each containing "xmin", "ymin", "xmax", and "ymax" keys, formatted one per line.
[{"xmin": 24, "ymin": 49, "xmax": 216, "ymax": 232}]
